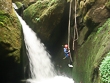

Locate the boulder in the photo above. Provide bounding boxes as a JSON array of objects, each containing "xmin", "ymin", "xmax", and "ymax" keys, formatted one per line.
[
  {"xmin": 0, "ymin": 0, "xmax": 22, "ymax": 82},
  {"xmin": 23, "ymin": 0, "xmax": 66, "ymax": 47}
]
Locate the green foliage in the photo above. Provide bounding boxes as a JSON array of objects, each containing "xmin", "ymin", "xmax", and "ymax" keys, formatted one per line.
[
  {"xmin": 15, "ymin": 2, "xmax": 23, "ymax": 9},
  {"xmin": 97, "ymin": 18, "xmax": 110, "ymax": 33},
  {"xmin": 0, "ymin": 14, "xmax": 7, "ymax": 22},
  {"xmin": 35, "ymin": 17, "xmax": 40, "ymax": 22},
  {"xmin": 0, "ymin": 14, "xmax": 9, "ymax": 27},
  {"xmin": 48, "ymin": 0, "xmax": 56, "ymax": 7},
  {"xmin": 99, "ymin": 52, "xmax": 110, "ymax": 83},
  {"xmin": 97, "ymin": 26, "xmax": 103, "ymax": 33}
]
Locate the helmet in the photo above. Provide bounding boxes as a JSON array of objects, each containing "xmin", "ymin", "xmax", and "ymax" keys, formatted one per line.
[{"xmin": 64, "ymin": 44, "xmax": 68, "ymax": 48}]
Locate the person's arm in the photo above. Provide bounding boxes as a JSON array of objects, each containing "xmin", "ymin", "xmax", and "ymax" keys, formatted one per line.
[
  {"xmin": 63, "ymin": 56, "xmax": 67, "ymax": 59},
  {"xmin": 68, "ymin": 49, "xmax": 70, "ymax": 52},
  {"xmin": 64, "ymin": 48, "xmax": 69, "ymax": 53}
]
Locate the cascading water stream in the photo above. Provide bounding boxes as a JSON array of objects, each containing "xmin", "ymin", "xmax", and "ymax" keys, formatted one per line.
[
  {"xmin": 14, "ymin": 4, "xmax": 74, "ymax": 83},
  {"xmin": 15, "ymin": 11, "xmax": 56, "ymax": 80}
]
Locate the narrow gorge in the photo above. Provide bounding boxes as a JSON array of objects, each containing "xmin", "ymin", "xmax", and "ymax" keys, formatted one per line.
[{"xmin": 0, "ymin": 0, "xmax": 110, "ymax": 83}]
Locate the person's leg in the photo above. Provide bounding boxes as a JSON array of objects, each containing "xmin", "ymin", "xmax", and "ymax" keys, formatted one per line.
[{"xmin": 68, "ymin": 57, "xmax": 73, "ymax": 67}]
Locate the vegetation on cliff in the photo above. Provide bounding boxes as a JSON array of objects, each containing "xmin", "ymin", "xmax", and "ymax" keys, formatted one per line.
[
  {"xmin": 0, "ymin": 0, "xmax": 22, "ymax": 82},
  {"xmin": 99, "ymin": 52, "xmax": 110, "ymax": 83},
  {"xmin": 0, "ymin": 10, "xmax": 21, "ymax": 63},
  {"xmin": 73, "ymin": 17, "xmax": 110, "ymax": 83}
]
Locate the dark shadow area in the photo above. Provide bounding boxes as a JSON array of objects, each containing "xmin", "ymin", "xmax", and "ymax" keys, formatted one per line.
[
  {"xmin": 0, "ymin": 43, "xmax": 21, "ymax": 83},
  {"xmin": 47, "ymin": 2, "xmax": 70, "ymax": 58},
  {"xmin": 20, "ymin": 29, "xmax": 30, "ymax": 80},
  {"xmin": 84, "ymin": 18, "xmax": 99, "ymax": 41}
]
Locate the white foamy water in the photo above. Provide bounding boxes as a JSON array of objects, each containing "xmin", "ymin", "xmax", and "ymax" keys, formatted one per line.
[
  {"xmin": 14, "ymin": 6, "xmax": 74, "ymax": 83},
  {"xmin": 27, "ymin": 76, "xmax": 74, "ymax": 83},
  {"xmin": 15, "ymin": 12, "xmax": 56, "ymax": 80}
]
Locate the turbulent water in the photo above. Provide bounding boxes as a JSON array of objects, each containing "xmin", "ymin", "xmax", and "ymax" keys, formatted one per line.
[{"xmin": 14, "ymin": 7, "xmax": 74, "ymax": 83}]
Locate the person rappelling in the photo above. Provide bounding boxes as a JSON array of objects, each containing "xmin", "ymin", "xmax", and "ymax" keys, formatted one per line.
[
  {"xmin": 62, "ymin": 44, "xmax": 73, "ymax": 67},
  {"xmin": 61, "ymin": 0, "xmax": 73, "ymax": 68},
  {"xmin": 62, "ymin": 44, "xmax": 70, "ymax": 59},
  {"xmin": 62, "ymin": 0, "xmax": 78, "ymax": 68}
]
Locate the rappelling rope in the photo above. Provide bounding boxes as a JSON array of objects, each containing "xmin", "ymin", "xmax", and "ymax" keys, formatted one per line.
[
  {"xmin": 68, "ymin": 0, "xmax": 73, "ymax": 62},
  {"xmin": 67, "ymin": 0, "xmax": 78, "ymax": 62},
  {"xmin": 72, "ymin": 0, "xmax": 78, "ymax": 50}
]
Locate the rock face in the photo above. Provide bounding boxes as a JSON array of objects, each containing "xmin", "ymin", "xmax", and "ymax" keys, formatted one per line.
[
  {"xmin": 22, "ymin": 0, "xmax": 110, "ymax": 82},
  {"xmin": 0, "ymin": 0, "xmax": 22, "ymax": 82},
  {"xmin": 72, "ymin": 0, "xmax": 110, "ymax": 83},
  {"xmin": 23, "ymin": 0, "xmax": 67, "ymax": 47},
  {"xmin": 73, "ymin": 19, "xmax": 110, "ymax": 83},
  {"xmin": 1, "ymin": 0, "xmax": 110, "ymax": 83}
]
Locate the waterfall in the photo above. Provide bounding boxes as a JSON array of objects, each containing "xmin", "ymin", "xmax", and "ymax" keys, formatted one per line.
[
  {"xmin": 14, "ymin": 4, "xmax": 74, "ymax": 83},
  {"xmin": 15, "ymin": 12, "xmax": 56, "ymax": 80}
]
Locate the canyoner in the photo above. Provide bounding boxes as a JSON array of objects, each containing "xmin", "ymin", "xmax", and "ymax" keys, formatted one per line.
[{"xmin": 62, "ymin": 0, "xmax": 78, "ymax": 68}]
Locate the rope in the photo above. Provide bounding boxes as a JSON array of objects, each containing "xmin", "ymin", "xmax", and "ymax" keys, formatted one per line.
[
  {"xmin": 68, "ymin": 0, "xmax": 72, "ymax": 49},
  {"xmin": 68, "ymin": 0, "xmax": 73, "ymax": 62},
  {"xmin": 67, "ymin": 0, "xmax": 78, "ymax": 62},
  {"xmin": 73, "ymin": 0, "xmax": 78, "ymax": 50}
]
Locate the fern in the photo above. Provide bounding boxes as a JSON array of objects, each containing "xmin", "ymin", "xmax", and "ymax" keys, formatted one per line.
[{"xmin": 99, "ymin": 52, "xmax": 110, "ymax": 83}]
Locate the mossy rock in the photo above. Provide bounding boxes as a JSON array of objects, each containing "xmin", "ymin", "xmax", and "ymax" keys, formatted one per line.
[
  {"xmin": 23, "ymin": 0, "xmax": 66, "ymax": 46},
  {"xmin": 99, "ymin": 52, "xmax": 110, "ymax": 83},
  {"xmin": 0, "ymin": 7, "xmax": 22, "ymax": 82},
  {"xmin": 73, "ymin": 18, "xmax": 110, "ymax": 83},
  {"xmin": 15, "ymin": 2, "xmax": 23, "ymax": 9},
  {"xmin": 105, "ymin": 1, "xmax": 110, "ymax": 10},
  {"xmin": 0, "ymin": 11, "xmax": 22, "ymax": 63},
  {"xmin": 82, "ymin": 0, "xmax": 110, "ymax": 28},
  {"xmin": 12, "ymin": 0, "xmax": 23, "ymax": 2}
]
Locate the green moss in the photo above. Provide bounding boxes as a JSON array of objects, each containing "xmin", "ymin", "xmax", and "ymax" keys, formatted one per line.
[
  {"xmin": 23, "ymin": 1, "xmax": 49, "ymax": 27},
  {"xmin": 0, "ymin": 22, "xmax": 4, "ymax": 26},
  {"xmin": 0, "ymin": 11, "xmax": 5, "ymax": 14},
  {"xmin": 88, "ymin": 0, "xmax": 95, "ymax": 5},
  {"xmin": 93, "ymin": 36, "xmax": 97, "ymax": 42},
  {"xmin": 48, "ymin": 0, "xmax": 57, "ymax": 7},
  {"xmin": 105, "ymin": 1, "xmax": 110, "ymax": 9},
  {"xmin": 22, "ymin": 0, "xmax": 29, "ymax": 7},
  {"xmin": 35, "ymin": 17, "xmax": 40, "ymax": 22},
  {"xmin": 97, "ymin": 27, "xmax": 103, "ymax": 33},
  {"xmin": 0, "ymin": 14, "xmax": 10, "ymax": 29},
  {"xmin": 23, "ymin": 0, "xmax": 59, "ymax": 27},
  {"xmin": 0, "ymin": 14, "xmax": 8, "ymax": 22},
  {"xmin": 99, "ymin": 52, "xmax": 110, "ymax": 83},
  {"xmin": 0, "ymin": 12, "xmax": 22, "ymax": 63},
  {"xmin": 84, "ymin": 13, "xmax": 89, "ymax": 24},
  {"xmin": 73, "ymin": 18, "xmax": 110, "ymax": 83},
  {"xmin": 15, "ymin": 2, "xmax": 23, "ymax": 9},
  {"xmin": 97, "ymin": 18, "xmax": 110, "ymax": 33},
  {"xmin": 0, "ymin": 14, "xmax": 15, "ymax": 30}
]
